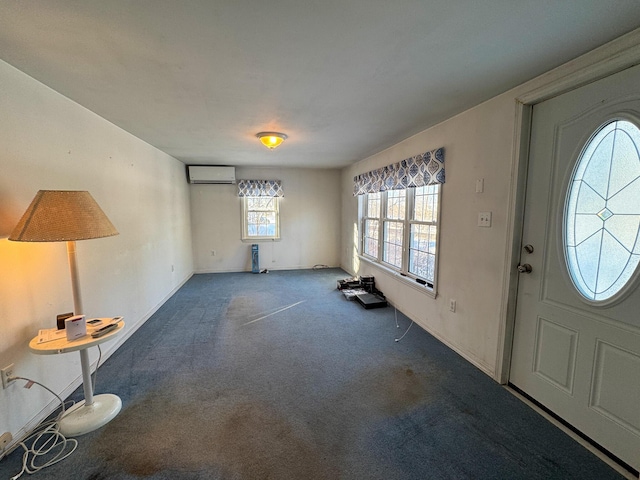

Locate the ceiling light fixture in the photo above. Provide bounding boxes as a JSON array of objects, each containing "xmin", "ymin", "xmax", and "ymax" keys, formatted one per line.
[{"xmin": 256, "ymin": 132, "xmax": 287, "ymax": 150}]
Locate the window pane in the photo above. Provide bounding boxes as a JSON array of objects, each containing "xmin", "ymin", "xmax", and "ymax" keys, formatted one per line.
[
  {"xmin": 247, "ymin": 212, "xmax": 276, "ymax": 236},
  {"xmin": 248, "ymin": 197, "xmax": 275, "ymax": 210},
  {"xmin": 413, "ymin": 185, "xmax": 438, "ymax": 222},
  {"xmin": 410, "ymin": 224, "xmax": 437, "ymax": 282},
  {"xmin": 364, "ymin": 219, "xmax": 379, "ymax": 257},
  {"xmin": 564, "ymin": 119, "xmax": 640, "ymax": 301},
  {"xmin": 244, "ymin": 197, "xmax": 279, "ymax": 239},
  {"xmin": 367, "ymin": 192, "xmax": 381, "ymax": 217},
  {"xmin": 383, "ymin": 221, "xmax": 403, "ymax": 267},
  {"xmin": 386, "ymin": 190, "xmax": 405, "ymax": 220}
]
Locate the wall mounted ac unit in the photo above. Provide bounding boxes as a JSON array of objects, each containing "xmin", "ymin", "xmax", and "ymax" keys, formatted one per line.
[{"xmin": 187, "ymin": 165, "xmax": 236, "ymax": 184}]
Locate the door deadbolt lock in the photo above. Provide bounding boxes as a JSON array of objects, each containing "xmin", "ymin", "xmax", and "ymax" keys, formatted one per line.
[
  {"xmin": 523, "ymin": 244, "xmax": 534, "ymax": 254},
  {"xmin": 517, "ymin": 263, "xmax": 533, "ymax": 274}
]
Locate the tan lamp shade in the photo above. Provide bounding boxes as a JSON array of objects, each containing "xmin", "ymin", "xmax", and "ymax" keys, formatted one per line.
[{"xmin": 9, "ymin": 190, "xmax": 118, "ymax": 242}]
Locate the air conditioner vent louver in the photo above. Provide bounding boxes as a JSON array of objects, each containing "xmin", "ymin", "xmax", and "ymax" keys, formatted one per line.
[{"xmin": 187, "ymin": 166, "xmax": 236, "ymax": 184}]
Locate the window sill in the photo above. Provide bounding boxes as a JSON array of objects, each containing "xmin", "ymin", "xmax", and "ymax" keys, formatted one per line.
[
  {"xmin": 241, "ymin": 238, "xmax": 281, "ymax": 242},
  {"xmin": 358, "ymin": 255, "xmax": 437, "ymax": 299}
]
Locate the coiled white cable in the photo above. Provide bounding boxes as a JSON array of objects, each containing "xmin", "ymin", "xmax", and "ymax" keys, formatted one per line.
[{"xmin": 6, "ymin": 377, "xmax": 78, "ymax": 479}]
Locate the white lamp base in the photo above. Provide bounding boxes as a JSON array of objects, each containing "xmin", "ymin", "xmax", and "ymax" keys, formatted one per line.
[{"xmin": 58, "ymin": 394, "xmax": 122, "ymax": 437}]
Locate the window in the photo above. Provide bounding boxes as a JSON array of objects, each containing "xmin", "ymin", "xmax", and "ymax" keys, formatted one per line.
[
  {"xmin": 363, "ymin": 193, "xmax": 381, "ymax": 258},
  {"xmin": 564, "ymin": 119, "xmax": 640, "ymax": 302},
  {"xmin": 354, "ymin": 146, "xmax": 444, "ymax": 291},
  {"xmin": 410, "ymin": 185, "xmax": 439, "ymax": 282},
  {"xmin": 384, "ymin": 190, "xmax": 405, "ymax": 268},
  {"xmin": 361, "ymin": 185, "xmax": 440, "ymax": 289},
  {"xmin": 242, "ymin": 197, "xmax": 280, "ymax": 240}
]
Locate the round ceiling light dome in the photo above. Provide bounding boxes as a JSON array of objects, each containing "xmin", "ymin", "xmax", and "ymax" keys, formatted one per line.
[{"xmin": 256, "ymin": 132, "xmax": 288, "ymax": 150}]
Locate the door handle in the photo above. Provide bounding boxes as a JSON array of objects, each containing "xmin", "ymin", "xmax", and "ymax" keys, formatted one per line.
[{"xmin": 517, "ymin": 263, "xmax": 532, "ymax": 274}]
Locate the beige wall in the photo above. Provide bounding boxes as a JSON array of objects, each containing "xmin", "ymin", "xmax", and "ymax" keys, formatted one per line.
[
  {"xmin": 0, "ymin": 60, "xmax": 194, "ymax": 442},
  {"xmin": 191, "ymin": 167, "xmax": 341, "ymax": 272},
  {"xmin": 340, "ymin": 29, "xmax": 640, "ymax": 379},
  {"xmin": 341, "ymin": 94, "xmax": 515, "ymax": 376}
]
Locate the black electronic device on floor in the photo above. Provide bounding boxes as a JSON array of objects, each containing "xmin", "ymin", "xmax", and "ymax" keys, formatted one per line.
[{"xmin": 355, "ymin": 292, "xmax": 388, "ymax": 309}]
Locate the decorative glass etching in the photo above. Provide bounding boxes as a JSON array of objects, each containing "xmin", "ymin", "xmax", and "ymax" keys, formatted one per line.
[{"xmin": 565, "ymin": 120, "xmax": 640, "ymax": 302}]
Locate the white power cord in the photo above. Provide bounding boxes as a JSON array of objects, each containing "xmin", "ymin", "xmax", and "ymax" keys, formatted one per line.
[
  {"xmin": 394, "ymin": 305, "xmax": 414, "ymax": 342},
  {"xmin": 2, "ymin": 342, "xmax": 107, "ymax": 477},
  {"xmin": 92, "ymin": 344, "xmax": 103, "ymax": 392},
  {"xmin": 5, "ymin": 378, "xmax": 78, "ymax": 479}
]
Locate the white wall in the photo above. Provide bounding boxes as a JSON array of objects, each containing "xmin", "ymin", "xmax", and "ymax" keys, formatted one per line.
[
  {"xmin": 340, "ymin": 29, "xmax": 640, "ymax": 379},
  {"xmin": 341, "ymin": 95, "xmax": 515, "ymax": 376},
  {"xmin": 0, "ymin": 59, "xmax": 194, "ymax": 445},
  {"xmin": 191, "ymin": 167, "xmax": 341, "ymax": 272}
]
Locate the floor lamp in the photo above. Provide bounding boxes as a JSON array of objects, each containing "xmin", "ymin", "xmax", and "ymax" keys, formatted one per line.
[{"xmin": 9, "ymin": 190, "xmax": 120, "ymax": 436}]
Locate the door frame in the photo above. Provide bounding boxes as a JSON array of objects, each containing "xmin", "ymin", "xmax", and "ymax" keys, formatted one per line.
[{"xmin": 497, "ymin": 28, "xmax": 640, "ymax": 384}]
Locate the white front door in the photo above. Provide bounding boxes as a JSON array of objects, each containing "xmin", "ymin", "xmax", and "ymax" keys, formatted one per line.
[{"xmin": 510, "ymin": 63, "xmax": 640, "ymax": 472}]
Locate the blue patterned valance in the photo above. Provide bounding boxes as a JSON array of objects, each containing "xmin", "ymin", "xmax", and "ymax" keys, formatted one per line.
[
  {"xmin": 237, "ymin": 180, "xmax": 284, "ymax": 197},
  {"xmin": 353, "ymin": 147, "xmax": 445, "ymax": 196}
]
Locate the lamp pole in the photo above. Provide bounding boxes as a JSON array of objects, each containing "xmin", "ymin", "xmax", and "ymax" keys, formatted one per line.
[{"xmin": 67, "ymin": 240, "xmax": 95, "ymax": 407}]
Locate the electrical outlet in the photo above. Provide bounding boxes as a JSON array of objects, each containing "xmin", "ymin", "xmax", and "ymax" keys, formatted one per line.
[
  {"xmin": 449, "ymin": 299, "xmax": 456, "ymax": 313},
  {"xmin": 0, "ymin": 432, "xmax": 12, "ymax": 449},
  {"xmin": 478, "ymin": 211, "xmax": 492, "ymax": 227},
  {"xmin": 1, "ymin": 364, "xmax": 15, "ymax": 389}
]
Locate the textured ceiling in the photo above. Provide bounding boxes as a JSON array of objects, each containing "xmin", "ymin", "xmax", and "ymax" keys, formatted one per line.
[{"xmin": 1, "ymin": 1, "xmax": 639, "ymax": 168}]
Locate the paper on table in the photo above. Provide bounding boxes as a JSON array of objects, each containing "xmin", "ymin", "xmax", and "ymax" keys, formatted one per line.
[{"xmin": 36, "ymin": 328, "xmax": 66, "ymax": 344}]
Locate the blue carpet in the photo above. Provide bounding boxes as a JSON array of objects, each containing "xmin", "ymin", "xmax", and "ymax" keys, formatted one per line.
[{"xmin": 0, "ymin": 269, "xmax": 626, "ymax": 479}]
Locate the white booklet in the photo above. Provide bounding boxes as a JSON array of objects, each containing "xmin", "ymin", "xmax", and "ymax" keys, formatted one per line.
[{"xmin": 36, "ymin": 328, "xmax": 66, "ymax": 344}]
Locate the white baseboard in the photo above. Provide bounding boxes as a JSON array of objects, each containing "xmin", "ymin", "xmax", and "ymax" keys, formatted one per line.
[
  {"xmin": 384, "ymin": 298, "xmax": 495, "ymax": 378},
  {"xmin": 194, "ymin": 265, "xmax": 339, "ymax": 274}
]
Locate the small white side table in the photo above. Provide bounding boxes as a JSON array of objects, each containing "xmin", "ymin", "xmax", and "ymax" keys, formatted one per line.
[{"xmin": 29, "ymin": 319, "xmax": 125, "ymax": 437}]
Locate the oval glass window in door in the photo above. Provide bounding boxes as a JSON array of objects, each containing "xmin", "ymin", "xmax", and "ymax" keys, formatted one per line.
[{"xmin": 564, "ymin": 119, "xmax": 640, "ymax": 302}]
